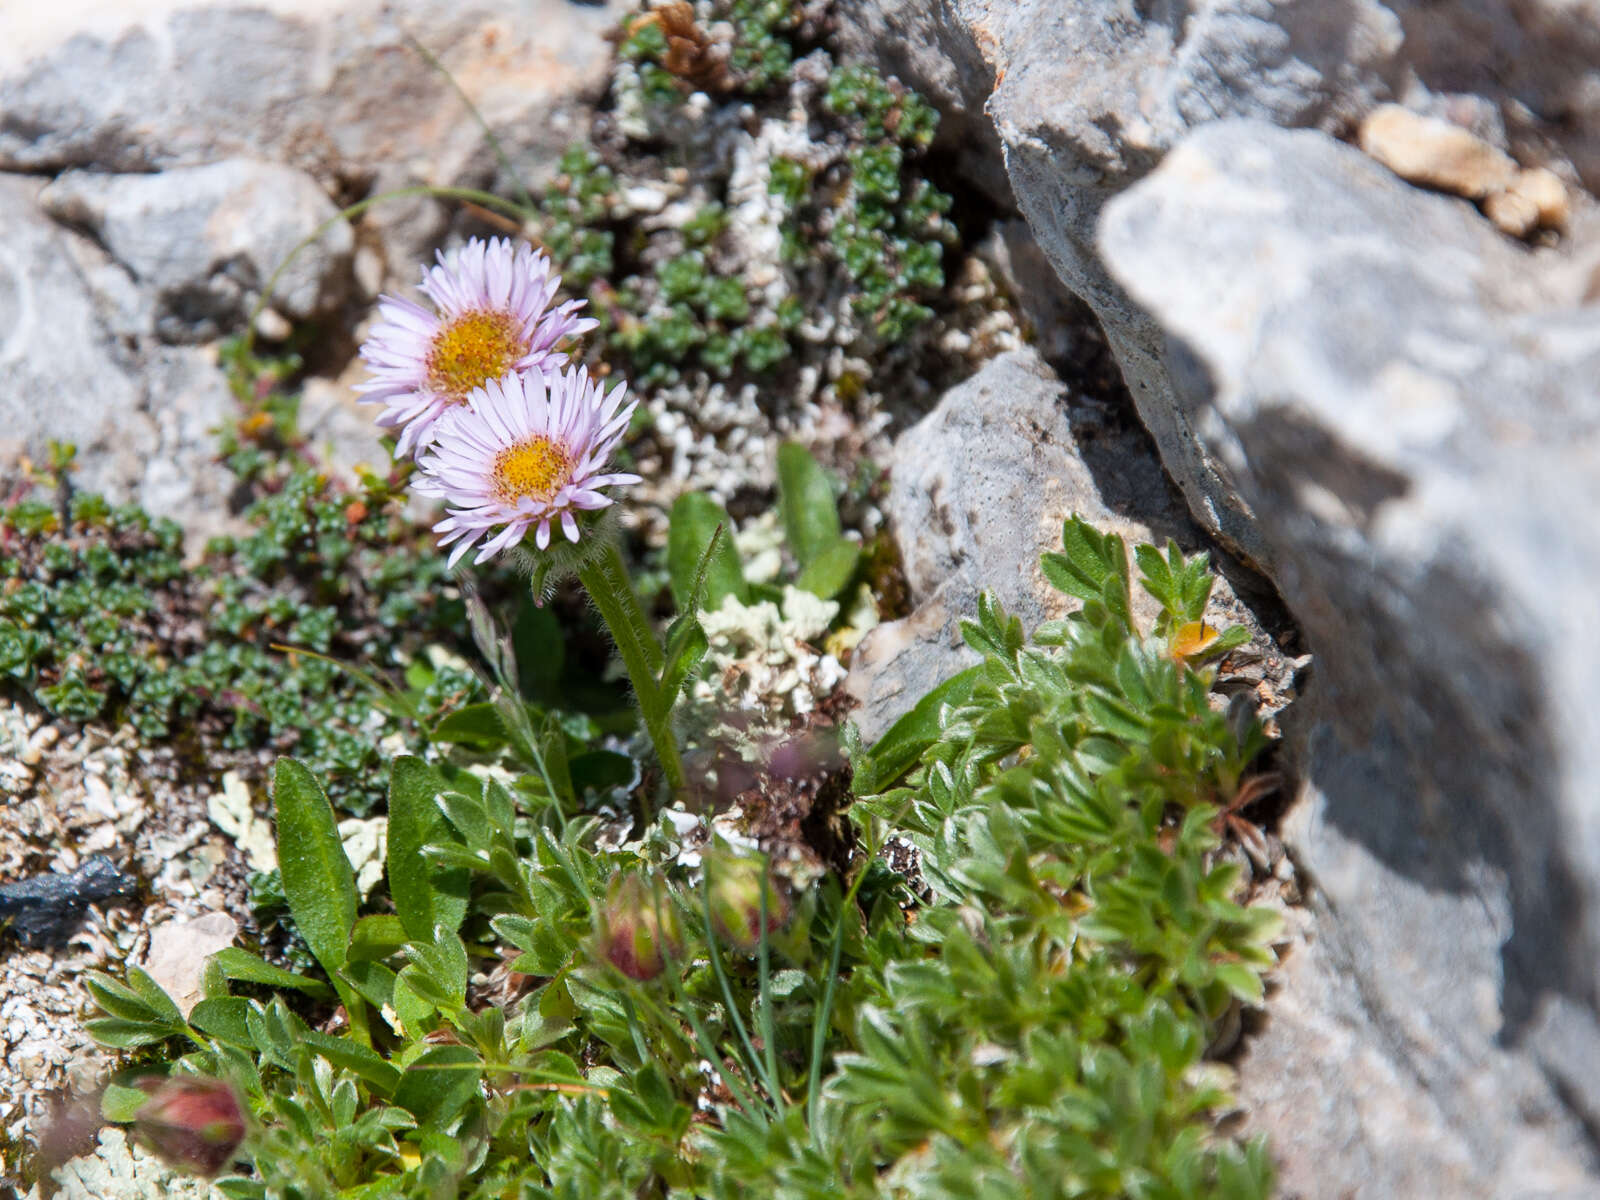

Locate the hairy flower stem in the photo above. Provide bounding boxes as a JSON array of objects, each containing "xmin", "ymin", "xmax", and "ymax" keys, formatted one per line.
[{"xmin": 576, "ymin": 538, "xmax": 686, "ymax": 810}]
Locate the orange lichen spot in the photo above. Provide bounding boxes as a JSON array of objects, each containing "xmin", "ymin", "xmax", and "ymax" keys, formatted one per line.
[{"xmin": 1169, "ymin": 620, "xmax": 1221, "ymax": 666}]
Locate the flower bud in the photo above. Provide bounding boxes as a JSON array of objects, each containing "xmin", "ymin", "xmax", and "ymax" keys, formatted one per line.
[
  {"xmin": 132, "ymin": 1075, "xmax": 247, "ymax": 1178},
  {"xmin": 706, "ymin": 849, "xmax": 789, "ymax": 953},
  {"xmin": 595, "ymin": 871, "xmax": 682, "ymax": 981}
]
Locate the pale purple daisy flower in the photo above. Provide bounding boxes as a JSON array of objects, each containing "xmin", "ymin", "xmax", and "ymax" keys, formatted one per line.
[
  {"xmin": 357, "ymin": 237, "xmax": 597, "ymax": 458},
  {"xmin": 415, "ymin": 366, "xmax": 641, "ymax": 567}
]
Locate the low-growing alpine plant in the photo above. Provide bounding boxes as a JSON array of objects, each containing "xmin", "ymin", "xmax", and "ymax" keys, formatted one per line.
[{"xmin": 73, "ymin": 496, "xmax": 1282, "ymax": 1198}]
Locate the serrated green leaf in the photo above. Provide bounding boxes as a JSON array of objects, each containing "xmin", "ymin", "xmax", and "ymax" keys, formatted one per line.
[
  {"xmin": 777, "ymin": 441, "xmax": 841, "ymax": 567},
  {"xmin": 436, "ymin": 789, "xmax": 492, "ymax": 853},
  {"xmin": 659, "ymin": 616, "xmax": 708, "ymax": 700},
  {"xmin": 388, "ymin": 756, "xmax": 469, "ymax": 943},
  {"xmin": 853, "ymin": 664, "xmax": 982, "ymax": 797},
  {"xmin": 83, "ymin": 1017, "xmax": 173, "ymax": 1049},
  {"xmin": 349, "ymin": 914, "xmax": 408, "ymax": 962},
  {"xmin": 393, "ymin": 1044, "xmax": 482, "ymax": 1126},
  {"xmin": 272, "ymin": 759, "xmax": 358, "ymax": 977},
  {"xmin": 101, "ymin": 1082, "xmax": 151, "ymax": 1123},
  {"xmin": 124, "ymin": 966, "xmax": 186, "ymax": 1032},
  {"xmin": 188, "ymin": 997, "xmax": 254, "ymax": 1050},
  {"xmin": 429, "ymin": 702, "xmax": 510, "ymax": 750},
  {"xmin": 84, "ymin": 971, "xmax": 159, "ymax": 1023},
  {"xmin": 300, "ymin": 1028, "xmax": 402, "ymax": 1095}
]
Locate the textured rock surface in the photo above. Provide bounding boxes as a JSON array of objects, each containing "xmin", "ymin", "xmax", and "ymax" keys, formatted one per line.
[
  {"xmin": 0, "ymin": 0, "xmax": 621, "ymax": 538},
  {"xmin": 41, "ymin": 160, "xmax": 354, "ymax": 341},
  {"xmin": 835, "ymin": 0, "xmax": 1600, "ymax": 565},
  {"xmin": 0, "ymin": 176, "xmax": 243, "ymax": 541},
  {"xmin": 1101, "ymin": 118, "xmax": 1600, "ymax": 1199},
  {"xmin": 0, "ymin": 0, "xmax": 619, "ymax": 178}
]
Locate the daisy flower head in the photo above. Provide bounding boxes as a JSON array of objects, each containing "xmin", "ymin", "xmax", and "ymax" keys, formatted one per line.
[
  {"xmin": 357, "ymin": 237, "xmax": 597, "ymax": 458},
  {"xmin": 416, "ymin": 365, "xmax": 641, "ymax": 568}
]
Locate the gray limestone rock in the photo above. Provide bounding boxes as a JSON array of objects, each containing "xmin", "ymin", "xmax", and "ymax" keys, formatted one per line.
[
  {"xmin": 847, "ymin": 347, "xmax": 1210, "ymax": 742},
  {"xmin": 0, "ymin": 0, "xmax": 620, "ymax": 283},
  {"xmin": 0, "ymin": 175, "xmax": 243, "ymax": 545},
  {"xmin": 834, "ymin": 0, "xmax": 1600, "ymax": 569},
  {"xmin": 41, "ymin": 160, "xmax": 353, "ymax": 341},
  {"xmin": 1100, "ymin": 118, "xmax": 1600, "ymax": 1199}
]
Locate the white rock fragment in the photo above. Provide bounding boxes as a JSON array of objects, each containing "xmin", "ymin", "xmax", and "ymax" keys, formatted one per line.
[
  {"xmin": 140, "ymin": 912, "xmax": 238, "ymax": 1017},
  {"xmin": 1358, "ymin": 103, "xmax": 1518, "ymax": 199},
  {"xmin": 25, "ymin": 1126, "xmax": 220, "ymax": 1200},
  {"xmin": 206, "ymin": 771, "xmax": 276, "ymax": 873},
  {"xmin": 338, "ymin": 816, "xmax": 388, "ymax": 898}
]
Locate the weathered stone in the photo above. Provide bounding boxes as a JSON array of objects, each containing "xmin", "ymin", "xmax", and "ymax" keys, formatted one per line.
[
  {"xmin": 0, "ymin": 0, "xmax": 621, "ymax": 282},
  {"xmin": 1358, "ymin": 102, "xmax": 1519, "ymax": 199},
  {"xmin": 140, "ymin": 914, "xmax": 239, "ymax": 1017},
  {"xmin": 829, "ymin": 0, "xmax": 1008, "ymax": 202},
  {"xmin": 835, "ymin": 0, "xmax": 1600, "ymax": 568},
  {"xmin": 0, "ymin": 858, "xmax": 136, "ymax": 948},
  {"xmin": 1484, "ymin": 166, "xmax": 1572, "ymax": 238},
  {"xmin": 41, "ymin": 160, "xmax": 354, "ymax": 341},
  {"xmin": 847, "ymin": 347, "xmax": 1200, "ymax": 742},
  {"xmin": 0, "ymin": 176, "xmax": 245, "ymax": 544},
  {"xmin": 1100, "ymin": 118, "xmax": 1600, "ymax": 1199}
]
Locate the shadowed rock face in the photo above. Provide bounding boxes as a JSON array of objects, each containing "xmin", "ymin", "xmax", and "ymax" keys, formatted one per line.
[
  {"xmin": 1101, "ymin": 118, "xmax": 1600, "ymax": 1199},
  {"xmin": 0, "ymin": 857, "xmax": 136, "ymax": 947}
]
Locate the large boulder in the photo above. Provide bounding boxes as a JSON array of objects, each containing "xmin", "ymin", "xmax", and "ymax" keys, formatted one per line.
[
  {"xmin": 1100, "ymin": 118, "xmax": 1600, "ymax": 1199},
  {"xmin": 41, "ymin": 160, "xmax": 354, "ymax": 342},
  {"xmin": 833, "ymin": 0, "xmax": 1600, "ymax": 565}
]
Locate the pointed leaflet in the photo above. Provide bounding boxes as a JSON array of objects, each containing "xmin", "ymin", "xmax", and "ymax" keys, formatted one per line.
[{"xmin": 271, "ymin": 758, "xmax": 358, "ymax": 975}]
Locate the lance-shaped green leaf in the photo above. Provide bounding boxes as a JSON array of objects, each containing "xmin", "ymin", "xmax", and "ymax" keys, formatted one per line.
[
  {"xmin": 668, "ymin": 492, "xmax": 747, "ymax": 611},
  {"xmin": 271, "ymin": 758, "xmax": 358, "ymax": 976}
]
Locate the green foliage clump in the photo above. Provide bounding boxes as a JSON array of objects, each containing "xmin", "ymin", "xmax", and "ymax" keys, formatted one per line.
[
  {"xmin": 79, "ymin": 517, "xmax": 1278, "ymax": 1199},
  {"xmin": 532, "ymin": 144, "xmax": 617, "ymax": 290},
  {"xmin": 0, "ymin": 468, "xmax": 483, "ymax": 814},
  {"xmin": 805, "ymin": 65, "xmax": 955, "ymax": 342},
  {"xmin": 529, "ymin": 8, "xmax": 959, "ymax": 390}
]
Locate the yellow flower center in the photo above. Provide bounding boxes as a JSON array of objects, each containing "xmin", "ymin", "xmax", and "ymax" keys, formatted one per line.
[
  {"xmin": 426, "ymin": 310, "xmax": 529, "ymax": 400},
  {"xmin": 493, "ymin": 436, "xmax": 573, "ymax": 503}
]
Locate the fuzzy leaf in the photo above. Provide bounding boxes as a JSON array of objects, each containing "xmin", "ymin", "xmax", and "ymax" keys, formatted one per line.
[
  {"xmin": 387, "ymin": 757, "xmax": 469, "ymax": 943},
  {"xmin": 853, "ymin": 664, "xmax": 982, "ymax": 796},
  {"xmin": 271, "ymin": 758, "xmax": 358, "ymax": 976},
  {"xmin": 393, "ymin": 1044, "xmax": 483, "ymax": 1126},
  {"xmin": 210, "ymin": 948, "xmax": 335, "ymax": 1000},
  {"xmin": 794, "ymin": 537, "xmax": 861, "ymax": 600}
]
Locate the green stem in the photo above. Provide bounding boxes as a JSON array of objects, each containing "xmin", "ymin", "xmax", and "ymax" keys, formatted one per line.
[{"xmin": 576, "ymin": 539, "xmax": 686, "ymax": 808}]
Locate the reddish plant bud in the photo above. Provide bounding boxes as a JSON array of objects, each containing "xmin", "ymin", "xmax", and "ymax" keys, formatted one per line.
[
  {"xmin": 132, "ymin": 1075, "xmax": 247, "ymax": 1178},
  {"xmin": 596, "ymin": 871, "xmax": 682, "ymax": 981},
  {"xmin": 705, "ymin": 849, "xmax": 790, "ymax": 953}
]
